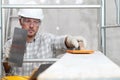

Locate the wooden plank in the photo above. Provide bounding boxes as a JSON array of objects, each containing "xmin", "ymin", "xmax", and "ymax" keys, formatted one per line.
[{"xmin": 38, "ymin": 51, "xmax": 120, "ymax": 80}]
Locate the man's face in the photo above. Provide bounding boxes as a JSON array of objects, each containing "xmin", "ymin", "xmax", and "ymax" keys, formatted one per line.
[{"xmin": 19, "ymin": 17, "xmax": 41, "ymax": 37}]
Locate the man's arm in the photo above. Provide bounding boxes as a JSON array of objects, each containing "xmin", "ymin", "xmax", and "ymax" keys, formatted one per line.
[
  {"xmin": 51, "ymin": 34, "xmax": 87, "ymax": 50},
  {"xmin": 3, "ymin": 39, "xmax": 12, "ymax": 75},
  {"xmin": 51, "ymin": 34, "xmax": 67, "ymax": 50},
  {"xmin": 3, "ymin": 61, "xmax": 12, "ymax": 75}
]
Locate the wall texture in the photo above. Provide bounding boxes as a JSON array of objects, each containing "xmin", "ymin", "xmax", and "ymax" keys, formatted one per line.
[{"xmin": 106, "ymin": 0, "xmax": 120, "ymax": 66}]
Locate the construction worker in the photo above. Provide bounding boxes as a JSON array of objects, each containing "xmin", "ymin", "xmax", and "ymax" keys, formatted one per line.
[{"xmin": 3, "ymin": 1, "xmax": 87, "ymax": 76}]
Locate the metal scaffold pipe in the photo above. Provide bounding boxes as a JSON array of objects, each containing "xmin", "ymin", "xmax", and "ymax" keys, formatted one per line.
[
  {"xmin": 115, "ymin": 0, "xmax": 120, "ymax": 24},
  {"xmin": 1, "ymin": 4, "xmax": 101, "ymax": 9},
  {"xmin": 0, "ymin": 0, "xmax": 2, "ymax": 77},
  {"xmin": 101, "ymin": 0, "xmax": 106, "ymax": 55}
]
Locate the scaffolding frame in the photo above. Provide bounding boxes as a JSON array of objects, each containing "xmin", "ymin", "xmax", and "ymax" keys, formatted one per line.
[
  {"xmin": 1, "ymin": 0, "xmax": 117, "ymax": 77},
  {"xmin": 0, "ymin": 0, "xmax": 2, "ymax": 77}
]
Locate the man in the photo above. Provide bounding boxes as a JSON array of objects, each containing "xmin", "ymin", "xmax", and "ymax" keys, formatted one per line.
[{"xmin": 3, "ymin": 3, "xmax": 87, "ymax": 76}]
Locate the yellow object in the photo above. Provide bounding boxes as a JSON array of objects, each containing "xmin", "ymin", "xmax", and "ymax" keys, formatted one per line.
[
  {"xmin": 66, "ymin": 50, "xmax": 94, "ymax": 54},
  {"xmin": 1, "ymin": 76, "xmax": 30, "ymax": 80}
]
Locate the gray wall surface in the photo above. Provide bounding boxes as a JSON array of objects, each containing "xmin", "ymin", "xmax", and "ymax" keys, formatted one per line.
[{"xmin": 106, "ymin": 0, "xmax": 120, "ymax": 67}]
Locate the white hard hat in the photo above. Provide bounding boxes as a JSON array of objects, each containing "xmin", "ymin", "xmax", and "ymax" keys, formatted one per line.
[{"xmin": 18, "ymin": 1, "xmax": 44, "ymax": 20}]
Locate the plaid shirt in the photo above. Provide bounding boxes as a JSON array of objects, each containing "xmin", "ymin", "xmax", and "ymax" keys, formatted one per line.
[{"xmin": 3, "ymin": 32, "xmax": 67, "ymax": 75}]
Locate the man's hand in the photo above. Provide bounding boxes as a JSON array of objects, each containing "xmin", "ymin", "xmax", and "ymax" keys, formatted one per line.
[{"xmin": 65, "ymin": 35, "xmax": 87, "ymax": 50}]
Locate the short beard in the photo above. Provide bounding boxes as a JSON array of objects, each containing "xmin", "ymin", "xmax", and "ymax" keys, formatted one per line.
[{"xmin": 27, "ymin": 33, "xmax": 36, "ymax": 38}]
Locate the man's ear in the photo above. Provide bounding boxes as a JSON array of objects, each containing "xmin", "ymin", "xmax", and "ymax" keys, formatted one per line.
[{"xmin": 19, "ymin": 18, "xmax": 22, "ymax": 26}]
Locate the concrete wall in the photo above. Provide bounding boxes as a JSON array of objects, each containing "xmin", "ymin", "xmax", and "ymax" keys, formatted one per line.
[{"xmin": 106, "ymin": 0, "xmax": 120, "ymax": 66}]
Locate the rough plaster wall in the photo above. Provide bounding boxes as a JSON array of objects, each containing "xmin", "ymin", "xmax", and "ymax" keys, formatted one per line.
[
  {"xmin": 106, "ymin": 0, "xmax": 120, "ymax": 66},
  {"xmin": 41, "ymin": 9, "xmax": 98, "ymax": 50},
  {"xmin": 4, "ymin": 0, "xmax": 120, "ymax": 66}
]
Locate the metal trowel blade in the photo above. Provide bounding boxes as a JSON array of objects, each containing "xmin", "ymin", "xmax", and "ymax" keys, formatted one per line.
[{"xmin": 8, "ymin": 27, "xmax": 27, "ymax": 67}]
